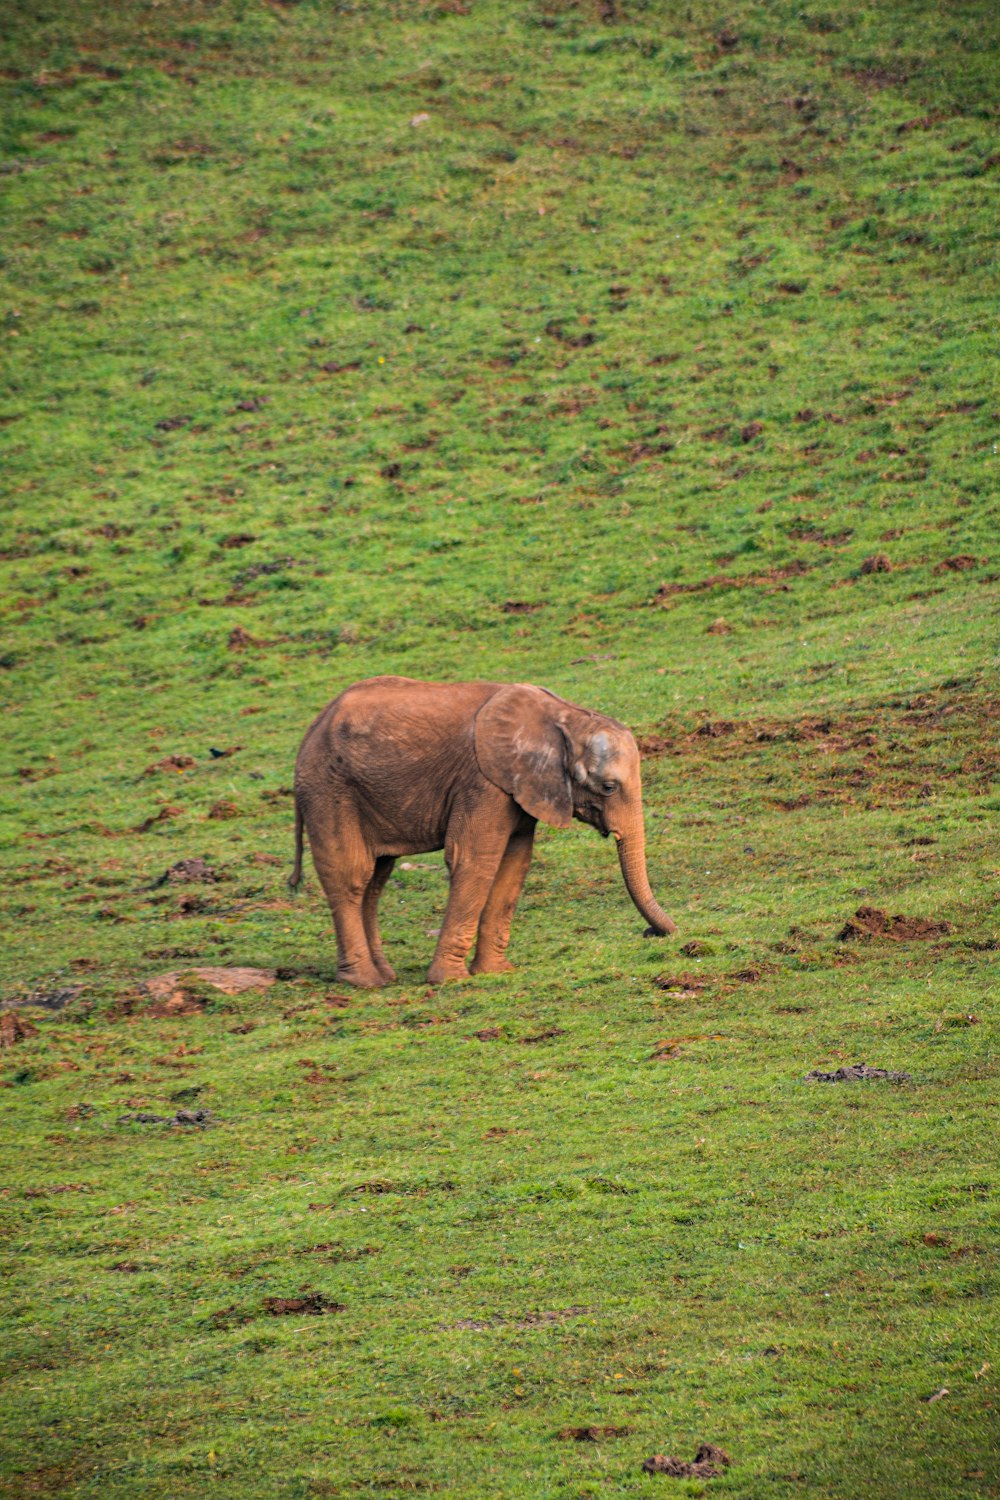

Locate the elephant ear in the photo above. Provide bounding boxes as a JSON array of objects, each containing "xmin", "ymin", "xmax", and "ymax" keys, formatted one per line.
[{"xmin": 474, "ymin": 684, "xmax": 574, "ymax": 828}]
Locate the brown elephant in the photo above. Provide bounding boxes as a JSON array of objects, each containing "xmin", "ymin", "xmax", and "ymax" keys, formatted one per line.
[{"xmin": 290, "ymin": 676, "xmax": 677, "ymax": 987}]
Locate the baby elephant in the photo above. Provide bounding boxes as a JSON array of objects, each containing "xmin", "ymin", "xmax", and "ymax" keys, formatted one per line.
[{"xmin": 290, "ymin": 676, "xmax": 676, "ymax": 987}]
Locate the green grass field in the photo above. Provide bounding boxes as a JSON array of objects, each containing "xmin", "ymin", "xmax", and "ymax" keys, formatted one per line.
[{"xmin": 1, "ymin": 1, "xmax": 998, "ymax": 1494}]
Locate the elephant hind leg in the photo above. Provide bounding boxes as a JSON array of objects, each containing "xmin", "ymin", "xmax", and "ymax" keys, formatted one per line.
[
  {"xmin": 363, "ymin": 856, "xmax": 397, "ymax": 984},
  {"xmin": 302, "ymin": 802, "xmax": 386, "ymax": 989}
]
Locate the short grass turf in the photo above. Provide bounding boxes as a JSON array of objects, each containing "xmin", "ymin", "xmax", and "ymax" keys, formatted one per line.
[{"xmin": 1, "ymin": 1, "xmax": 998, "ymax": 1496}]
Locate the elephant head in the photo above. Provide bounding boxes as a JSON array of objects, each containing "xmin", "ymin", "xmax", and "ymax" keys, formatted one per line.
[{"xmin": 474, "ymin": 683, "xmax": 678, "ymax": 936}]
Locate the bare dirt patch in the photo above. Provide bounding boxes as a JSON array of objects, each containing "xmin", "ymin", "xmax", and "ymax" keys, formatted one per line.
[
  {"xmin": 652, "ymin": 559, "xmax": 809, "ymax": 605},
  {"xmin": 141, "ymin": 966, "xmax": 275, "ymax": 1016},
  {"xmin": 134, "ymin": 805, "xmax": 184, "ymax": 834},
  {"xmin": 1, "ymin": 1011, "xmax": 38, "ymax": 1048},
  {"xmin": 117, "ymin": 1108, "xmax": 215, "ymax": 1125},
  {"xmin": 152, "ymin": 858, "xmax": 220, "ymax": 886},
  {"xmin": 207, "ymin": 799, "xmax": 240, "ymax": 820},
  {"xmin": 7, "ymin": 984, "xmax": 85, "ymax": 1012},
  {"xmin": 637, "ymin": 686, "xmax": 999, "ymax": 807},
  {"xmin": 653, "ymin": 972, "xmax": 710, "ymax": 997},
  {"xmin": 643, "ymin": 1442, "xmax": 731, "ymax": 1478},
  {"xmin": 557, "ymin": 1425, "xmax": 633, "ymax": 1441},
  {"xmin": 805, "ymin": 1063, "xmax": 911, "ymax": 1083},
  {"xmin": 144, "ymin": 753, "xmax": 196, "ymax": 775},
  {"xmin": 263, "ymin": 1293, "xmax": 344, "ymax": 1316},
  {"xmin": 838, "ymin": 906, "xmax": 953, "ymax": 942}
]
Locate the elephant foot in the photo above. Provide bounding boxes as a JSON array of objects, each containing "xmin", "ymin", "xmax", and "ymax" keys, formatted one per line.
[
  {"xmin": 335, "ymin": 962, "xmax": 389, "ymax": 989},
  {"xmin": 373, "ymin": 956, "xmax": 397, "ymax": 984},
  {"xmin": 469, "ymin": 955, "xmax": 516, "ymax": 976},
  {"xmin": 426, "ymin": 959, "xmax": 470, "ymax": 986}
]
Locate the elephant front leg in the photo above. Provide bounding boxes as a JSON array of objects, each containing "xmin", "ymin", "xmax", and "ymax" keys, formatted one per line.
[
  {"xmin": 427, "ymin": 834, "xmax": 510, "ymax": 986},
  {"xmin": 470, "ymin": 818, "xmax": 536, "ymax": 975}
]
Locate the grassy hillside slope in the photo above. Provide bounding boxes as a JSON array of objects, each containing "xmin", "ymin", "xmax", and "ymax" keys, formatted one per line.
[{"xmin": 1, "ymin": 2, "xmax": 997, "ymax": 1495}]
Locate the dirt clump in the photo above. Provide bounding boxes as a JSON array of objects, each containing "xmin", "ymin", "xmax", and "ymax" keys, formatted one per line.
[
  {"xmin": 838, "ymin": 906, "xmax": 953, "ymax": 941},
  {"xmin": 227, "ymin": 626, "xmax": 263, "ymax": 651},
  {"xmin": 117, "ymin": 1108, "xmax": 214, "ymax": 1125},
  {"xmin": 653, "ymin": 972, "xmax": 709, "ymax": 996},
  {"xmin": 8, "ymin": 985, "xmax": 84, "ymax": 1012},
  {"xmin": 706, "ymin": 617, "xmax": 732, "ymax": 635},
  {"xmin": 153, "ymin": 858, "xmax": 220, "ymax": 886},
  {"xmin": 263, "ymin": 1292, "xmax": 344, "ymax": 1316},
  {"xmin": 653, "ymin": 559, "xmax": 808, "ymax": 606},
  {"xmin": 134, "ymin": 805, "xmax": 184, "ymax": 834},
  {"xmin": 860, "ymin": 553, "xmax": 892, "ymax": 574},
  {"xmin": 144, "ymin": 754, "xmax": 196, "ymax": 775},
  {"xmin": 643, "ymin": 1442, "xmax": 731, "ymax": 1478},
  {"xmin": 557, "ymin": 1425, "xmax": 633, "ymax": 1441},
  {"xmin": 0, "ymin": 1011, "xmax": 39, "ymax": 1048},
  {"xmin": 679, "ymin": 939, "xmax": 715, "ymax": 957},
  {"xmin": 207, "ymin": 799, "xmax": 239, "ymax": 820},
  {"xmin": 933, "ymin": 554, "xmax": 981, "ymax": 574},
  {"xmin": 805, "ymin": 1063, "xmax": 911, "ymax": 1084}
]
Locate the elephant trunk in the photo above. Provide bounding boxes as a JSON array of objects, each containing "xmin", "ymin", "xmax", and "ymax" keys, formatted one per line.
[{"xmin": 615, "ymin": 814, "xmax": 678, "ymax": 937}]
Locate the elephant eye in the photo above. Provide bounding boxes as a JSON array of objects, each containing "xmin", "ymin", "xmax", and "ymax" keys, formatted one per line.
[{"xmin": 601, "ymin": 780, "xmax": 618, "ymax": 794}]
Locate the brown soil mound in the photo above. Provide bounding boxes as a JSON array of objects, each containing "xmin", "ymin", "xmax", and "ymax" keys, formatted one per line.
[
  {"xmin": 838, "ymin": 906, "xmax": 952, "ymax": 941},
  {"xmin": 0, "ymin": 1011, "xmax": 38, "ymax": 1048},
  {"xmin": 643, "ymin": 1443, "xmax": 731, "ymax": 1478},
  {"xmin": 263, "ymin": 1293, "xmax": 344, "ymax": 1316}
]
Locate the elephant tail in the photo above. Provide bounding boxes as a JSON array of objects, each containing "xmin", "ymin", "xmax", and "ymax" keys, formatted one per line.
[{"xmin": 288, "ymin": 800, "xmax": 305, "ymax": 891}]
